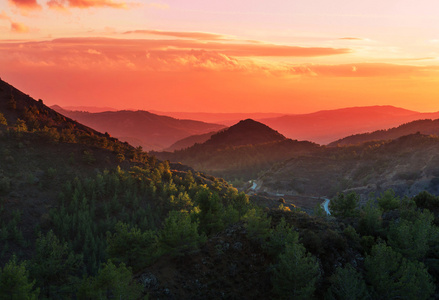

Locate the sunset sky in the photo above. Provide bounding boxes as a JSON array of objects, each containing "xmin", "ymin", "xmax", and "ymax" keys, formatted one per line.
[{"xmin": 1, "ymin": 0, "xmax": 439, "ymax": 113}]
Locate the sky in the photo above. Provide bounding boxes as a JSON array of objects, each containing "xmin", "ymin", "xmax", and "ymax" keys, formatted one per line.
[{"xmin": 0, "ymin": 0, "xmax": 439, "ymax": 113}]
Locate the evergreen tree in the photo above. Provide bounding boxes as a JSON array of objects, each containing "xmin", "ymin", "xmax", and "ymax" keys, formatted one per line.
[
  {"xmin": 158, "ymin": 211, "xmax": 206, "ymax": 256},
  {"xmin": 365, "ymin": 243, "xmax": 434, "ymax": 300},
  {"xmin": 30, "ymin": 230, "xmax": 83, "ymax": 298},
  {"xmin": 0, "ymin": 256, "xmax": 39, "ymax": 300},
  {"xmin": 330, "ymin": 192, "xmax": 359, "ymax": 218},
  {"xmin": 325, "ymin": 264, "xmax": 369, "ymax": 300},
  {"xmin": 272, "ymin": 241, "xmax": 321, "ymax": 299},
  {"xmin": 107, "ymin": 222, "xmax": 158, "ymax": 272},
  {"xmin": 78, "ymin": 260, "xmax": 143, "ymax": 300}
]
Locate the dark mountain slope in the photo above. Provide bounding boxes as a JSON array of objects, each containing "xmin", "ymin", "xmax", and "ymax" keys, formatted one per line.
[
  {"xmin": 51, "ymin": 106, "xmax": 225, "ymax": 151},
  {"xmin": 204, "ymin": 119, "xmax": 286, "ymax": 148},
  {"xmin": 259, "ymin": 132, "xmax": 439, "ymax": 199},
  {"xmin": 328, "ymin": 118, "xmax": 439, "ymax": 146},
  {"xmin": 155, "ymin": 119, "xmax": 319, "ymax": 180}
]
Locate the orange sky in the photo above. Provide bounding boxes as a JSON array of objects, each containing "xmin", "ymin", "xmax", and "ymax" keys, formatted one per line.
[{"xmin": 1, "ymin": 0, "xmax": 439, "ymax": 113}]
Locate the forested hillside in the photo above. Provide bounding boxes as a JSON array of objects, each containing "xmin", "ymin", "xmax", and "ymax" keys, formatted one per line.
[{"xmin": 1, "ymin": 79, "xmax": 439, "ymax": 299}]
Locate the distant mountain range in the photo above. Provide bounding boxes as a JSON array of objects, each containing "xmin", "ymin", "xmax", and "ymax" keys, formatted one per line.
[
  {"xmin": 51, "ymin": 106, "xmax": 225, "ymax": 151},
  {"xmin": 259, "ymin": 106, "xmax": 439, "ymax": 145},
  {"xmin": 328, "ymin": 118, "xmax": 439, "ymax": 146}
]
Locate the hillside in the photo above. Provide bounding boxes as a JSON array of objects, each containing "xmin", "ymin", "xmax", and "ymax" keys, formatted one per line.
[
  {"xmin": 2, "ymin": 78, "xmax": 439, "ymax": 299},
  {"xmin": 155, "ymin": 119, "xmax": 319, "ymax": 181},
  {"xmin": 258, "ymin": 132, "xmax": 439, "ymax": 200},
  {"xmin": 259, "ymin": 105, "xmax": 439, "ymax": 144},
  {"xmin": 165, "ymin": 130, "xmax": 218, "ymax": 152},
  {"xmin": 51, "ymin": 106, "xmax": 226, "ymax": 151},
  {"xmin": 328, "ymin": 118, "xmax": 439, "ymax": 146}
]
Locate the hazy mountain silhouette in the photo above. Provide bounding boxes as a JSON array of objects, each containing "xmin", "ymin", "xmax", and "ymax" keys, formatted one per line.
[
  {"xmin": 51, "ymin": 106, "xmax": 226, "ymax": 150},
  {"xmin": 149, "ymin": 111, "xmax": 285, "ymax": 125},
  {"xmin": 259, "ymin": 106, "xmax": 439, "ymax": 145},
  {"xmin": 165, "ymin": 131, "xmax": 218, "ymax": 152},
  {"xmin": 328, "ymin": 118, "xmax": 439, "ymax": 146}
]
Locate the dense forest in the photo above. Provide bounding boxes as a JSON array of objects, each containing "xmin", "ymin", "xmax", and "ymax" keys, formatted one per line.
[{"xmin": 1, "ymin": 79, "xmax": 439, "ymax": 299}]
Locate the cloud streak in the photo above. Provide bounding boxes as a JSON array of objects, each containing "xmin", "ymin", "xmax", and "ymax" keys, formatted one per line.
[
  {"xmin": 123, "ymin": 30, "xmax": 225, "ymax": 40},
  {"xmin": 0, "ymin": 37, "xmax": 436, "ymax": 79},
  {"xmin": 47, "ymin": 0, "xmax": 128, "ymax": 10}
]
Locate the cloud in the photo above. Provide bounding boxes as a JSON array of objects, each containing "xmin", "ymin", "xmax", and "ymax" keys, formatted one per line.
[
  {"xmin": 339, "ymin": 37, "xmax": 363, "ymax": 40},
  {"xmin": 47, "ymin": 0, "xmax": 128, "ymax": 9},
  {"xmin": 123, "ymin": 30, "xmax": 225, "ymax": 40},
  {"xmin": 8, "ymin": 0, "xmax": 42, "ymax": 11},
  {"xmin": 11, "ymin": 21, "xmax": 30, "ymax": 33},
  {"xmin": 3, "ymin": 38, "xmax": 431, "ymax": 79},
  {"xmin": 220, "ymin": 44, "xmax": 350, "ymax": 57},
  {"xmin": 0, "ymin": 11, "xmax": 30, "ymax": 33}
]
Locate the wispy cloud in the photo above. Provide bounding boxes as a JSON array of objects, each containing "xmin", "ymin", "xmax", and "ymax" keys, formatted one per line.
[
  {"xmin": 47, "ymin": 0, "xmax": 129, "ymax": 10},
  {"xmin": 0, "ymin": 11, "xmax": 30, "ymax": 33},
  {"xmin": 339, "ymin": 37, "xmax": 363, "ymax": 40},
  {"xmin": 1, "ymin": 37, "xmax": 434, "ymax": 79},
  {"xmin": 123, "ymin": 30, "xmax": 225, "ymax": 40}
]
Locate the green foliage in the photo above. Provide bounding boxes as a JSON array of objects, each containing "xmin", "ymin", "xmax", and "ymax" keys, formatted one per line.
[
  {"xmin": 329, "ymin": 192, "xmax": 359, "ymax": 218},
  {"xmin": 272, "ymin": 241, "xmax": 321, "ymax": 300},
  {"xmin": 325, "ymin": 264, "xmax": 369, "ymax": 300},
  {"xmin": 0, "ymin": 256, "xmax": 39, "ymax": 300},
  {"xmin": 263, "ymin": 217, "xmax": 298, "ymax": 257},
  {"xmin": 377, "ymin": 189, "xmax": 400, "ymax": 212},
  {"xmin": 387, "ymin": 210, "xmax": 435, "ymax": 260},
  {"xmin": 244, "ymin": 208, "xmax": 271, "ymax": 242},
  {"xmin": 194, "ymin": 187, "xmax": 239, "ymax": 235},
  {"xmin": 413, "ymin": 191, "xmax": 439, "ymax": 211},
  {"xmin": 78, "ymin": 260, "xmax": 143, "ymax": 300},
  {"xmin": 358, "ymin": 199, "xmax": 382, "ymax": 236},
  {"xmin": 158, "ymin": 211, "xmax": 206, "ymax": 256},
  {"xmin": 365, "ymin": 243, "xmax": 434, "ymax": 300},
  {"xmin": 30, "ymin": 230, "xmax": 83, "ymax": 298},
  {"xmin": 107, "ymin": 222, "xmax": 158, "ymax": 272}
]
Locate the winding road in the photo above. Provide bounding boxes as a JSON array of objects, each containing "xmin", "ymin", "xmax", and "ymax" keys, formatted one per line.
[{"xmin": 322, "ymin": 198, "xmax": 331, "ymax": 215}]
